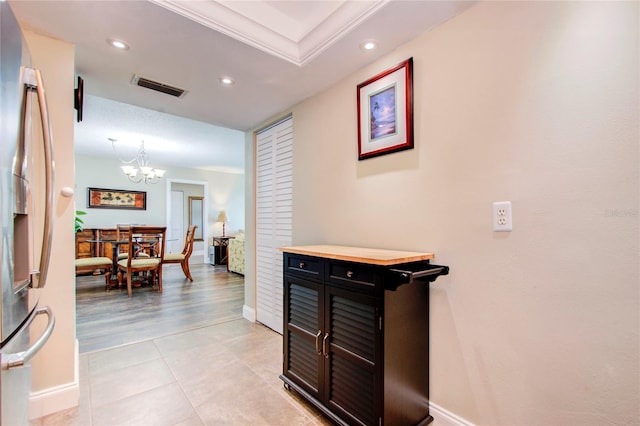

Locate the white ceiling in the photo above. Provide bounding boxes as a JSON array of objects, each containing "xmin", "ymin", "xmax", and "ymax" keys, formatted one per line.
[{"xmin": 9, "ymin": 0, "xmax": 474, "ymax": 171}]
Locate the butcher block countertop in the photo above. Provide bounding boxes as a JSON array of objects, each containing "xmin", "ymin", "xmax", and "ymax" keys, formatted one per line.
[{"xmin": 279, "ymin": 245, "xmax": 435, "ymax": 266}]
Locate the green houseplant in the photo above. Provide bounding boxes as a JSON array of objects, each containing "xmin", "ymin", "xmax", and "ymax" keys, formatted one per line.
[{"xmin": 75, "ymin": 210, "xmax": 86, "ymax": 233}]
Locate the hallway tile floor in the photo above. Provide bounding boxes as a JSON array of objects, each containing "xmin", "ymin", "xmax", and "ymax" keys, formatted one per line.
[{"xmin": 32, "ymin": 319, "xmax": 332, "ymax": 426}]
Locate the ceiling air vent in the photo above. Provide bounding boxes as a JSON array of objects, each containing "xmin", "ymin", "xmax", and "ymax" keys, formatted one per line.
[{"xmin": 131, "ymin": 75, "xmax": 187, "ymax": 98}]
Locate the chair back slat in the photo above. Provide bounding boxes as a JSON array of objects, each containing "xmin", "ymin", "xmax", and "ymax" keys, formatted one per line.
[
  {"xmin": 127, "ymin": 226, "xmax": 167, "ymax": 267},
  {"xmin": 116, "ymin": 224, "xmax": 131, "ymax": 256},
  {"xmin": 183, "ymin": 225, "xmax": 197, "ymax": 256},
  {"xmin": 116, "ymin": 224, "xmax": 130, "ymax": 240}
]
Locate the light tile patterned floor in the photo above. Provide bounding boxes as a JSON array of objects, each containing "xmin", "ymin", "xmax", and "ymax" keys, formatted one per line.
[{"xmin": 32, "ymin": 319, "xmax": 333, "ymax": 426}]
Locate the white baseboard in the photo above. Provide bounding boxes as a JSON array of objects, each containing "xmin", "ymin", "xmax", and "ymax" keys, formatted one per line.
[
  {"xmin": 243, "ymin": 304, "xmax": 256, "ymax": 322},
  {"xmin": 28, "ymin": 339, "xmax": 80, "ymax": 420},
  {"xmin": 431, "ymin": 401, "xmax": 474, "ymax": 426}
]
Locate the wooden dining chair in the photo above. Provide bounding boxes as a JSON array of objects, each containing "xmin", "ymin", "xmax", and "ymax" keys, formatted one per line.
[
  {"xmin": 115, "ymin": 224, "xmax": 131, "ymax": 260},
  {"xmin": 75, "ymin": 256, "xmax": 112, "ymax": 285},
  {"xmin": 116, "ymin": 224, "xmax": 150, "ymax": 260},
  {"xmin": 116, "ymin": 226, "xmax": 166, "ymax": 297},
  {"xmin": 163, "ymin": 225, "xmax": 197, "ymax": 281}
]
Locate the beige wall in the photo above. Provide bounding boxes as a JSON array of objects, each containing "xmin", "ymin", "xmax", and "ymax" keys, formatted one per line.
[
  {"xmin": 23, "ymin": 31, "xmax": 78, "ymax": 416},
  {"xmin": 248, "ymin": 1, "xmax": 639, "ymax": 424},
  {"xmin": 75, "ymin": 154, "xmax": 245, "ymax": 236}
]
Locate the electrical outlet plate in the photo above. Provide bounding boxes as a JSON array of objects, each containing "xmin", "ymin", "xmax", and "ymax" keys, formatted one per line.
[{"xmin": 493, "ymin": 201, "xmax": 512, "ymax": 232}]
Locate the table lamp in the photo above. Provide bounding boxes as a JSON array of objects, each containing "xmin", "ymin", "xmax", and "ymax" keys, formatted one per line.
[{"xmin": 216, "ymin": 210, "xmax": 228, "ymax": 237}]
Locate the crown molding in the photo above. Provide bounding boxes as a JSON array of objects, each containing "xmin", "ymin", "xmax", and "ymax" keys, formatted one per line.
[{"xmin": 150, "ymin": 0, "xmax": 388, "ymax": 66}]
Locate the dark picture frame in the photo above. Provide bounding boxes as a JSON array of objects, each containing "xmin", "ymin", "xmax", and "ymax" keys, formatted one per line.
[
  {"xmin": 87, "ymin": 187, "xmax": 146, "ymax": 210},
  {"xmin": 357, "ymin": 57, "xmax": 413, "ymax": 160}
]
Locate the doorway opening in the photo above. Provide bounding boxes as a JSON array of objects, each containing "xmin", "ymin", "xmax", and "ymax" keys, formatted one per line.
[{"xmin": 166, "ymin": 178, "xmax": 208, "ymax": 263}]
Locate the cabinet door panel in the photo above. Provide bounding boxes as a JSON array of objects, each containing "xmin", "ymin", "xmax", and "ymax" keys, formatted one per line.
[
  {"xmin": 75, "ymin": 229, "xmax": 96, "ymax": 259},
  {"xmin": 330, "ymin": 297, "xmax": 376, "ymax": 361},
  {"xmin": 330, "ymin": 355, "xmax": 375, "ymax": 426},
  {"xmin": 325, "ymin": 286, "xmax": 379, "ymax": 426},
  {"xmin": 288, "ymin": 332, "xmax": 320, "ymax": 392},
  {"xmin": 284, "ymin": 277, "xmax": 323, "ymax": 399},
  {"xmin": 289, "ymin": 282, "xmax": 319, "ymax": 333}
]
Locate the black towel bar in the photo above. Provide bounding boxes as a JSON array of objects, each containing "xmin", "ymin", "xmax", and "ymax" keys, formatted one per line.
[{"xmin": 386, "ymin": 263, "xmax": 449, "ymax": 290}]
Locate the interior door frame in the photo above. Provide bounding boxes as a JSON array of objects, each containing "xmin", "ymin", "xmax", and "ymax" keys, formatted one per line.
[{"xmin": 165, "ymin": 178, "xmax": 208, "ymax": 263}]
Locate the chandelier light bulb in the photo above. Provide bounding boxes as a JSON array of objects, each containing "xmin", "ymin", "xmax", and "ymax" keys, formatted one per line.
[
  {"xmin": 110, "ymin": 138, "xmax": 166, "ymax": 184},
  {"xmin": 121, "ymin": 165, "xmax": 135, "ymax": 175}
]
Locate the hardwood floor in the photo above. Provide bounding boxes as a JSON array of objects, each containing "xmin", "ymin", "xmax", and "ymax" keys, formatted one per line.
[{"xmin": 76, "ymin": 262, "xmax": 244, "ymax": 353}]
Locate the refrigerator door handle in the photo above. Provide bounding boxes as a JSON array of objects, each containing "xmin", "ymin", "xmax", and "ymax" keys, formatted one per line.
[
  {"xmin": 1, "ymin": 306, "xmax": 55, "ymax": 370},
  {"xmin": 23, "ymin": 68, "xmax": 55, "ymax": 289}
]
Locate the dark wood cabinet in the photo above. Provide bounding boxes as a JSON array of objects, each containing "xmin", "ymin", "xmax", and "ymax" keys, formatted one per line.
[
  {"xmin": 75, "ymin": 229, "xmax": 96, "ymax": 259},
  {"xmin": 213, "ymin": 245, "xmax": 224, "ymax": 264},
  {"xmin": 280, "ymin": 246, "xmax": 449, "ymax": 426},
  {"xmin": 212, "ymin": 236, "xmax": 234, "ymax": 268},
  {"xmin": 74, "ymin": 228, "xmax": 120, "ymax": 260}
]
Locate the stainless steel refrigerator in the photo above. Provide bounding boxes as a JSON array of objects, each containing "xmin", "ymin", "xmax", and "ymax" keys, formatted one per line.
[{"xmin": 1, "ymin": 3, "xmax": 56, "ymax": 425}]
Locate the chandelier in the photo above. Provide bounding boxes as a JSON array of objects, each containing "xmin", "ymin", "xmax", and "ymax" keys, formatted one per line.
[{"xmin": 109, "ymin": 138, "xmax": 165, "ymax": 184}]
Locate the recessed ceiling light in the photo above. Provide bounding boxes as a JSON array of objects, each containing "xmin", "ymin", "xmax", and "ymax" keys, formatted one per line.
[
  {"xmin": 360, "ymin": 40, "xmax": 378, "ymax": 52},
  {"xmin": 107, "ymin": 38, "xmax": 130, "ymax": 50},
  {"xmin": 219, "ymin": 76, "xmax": 235, "ymax": 86}
]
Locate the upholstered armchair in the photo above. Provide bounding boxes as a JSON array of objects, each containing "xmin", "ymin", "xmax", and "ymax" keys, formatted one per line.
[{"xmin": 228, "ymin": 231, "xmax": 245, "ymax": 275}]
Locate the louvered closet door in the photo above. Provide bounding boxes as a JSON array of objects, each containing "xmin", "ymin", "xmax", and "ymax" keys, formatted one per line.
[
  {"xmin": 284, "ymin": 276, "xmax": 323, "ymax": 399},
  {"xmin": 324, "ymin": 285, "xmax": 380, "ymax": 426},
  {"xmin": 256, "ymin": 116, "xmax": 293, "ymax": 334}
]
